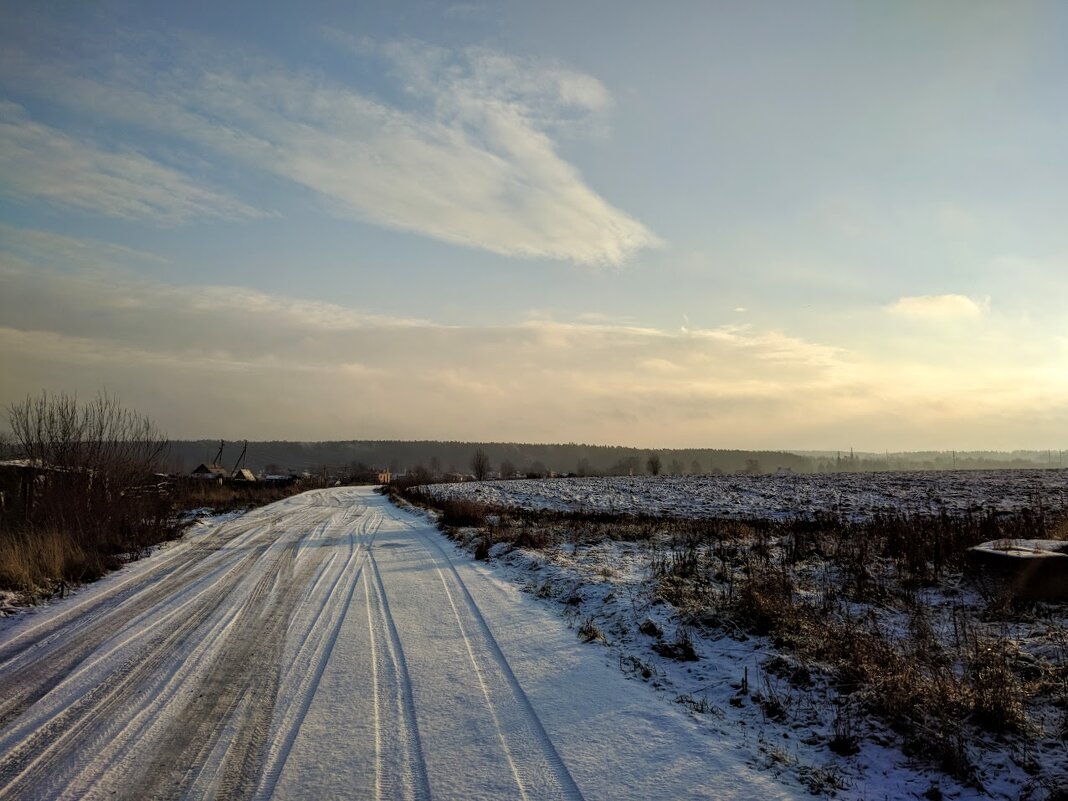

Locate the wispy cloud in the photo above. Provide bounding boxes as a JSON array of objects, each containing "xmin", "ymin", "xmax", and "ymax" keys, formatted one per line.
[
  {"xmin": 0, "ymin": 223, "xmax": 171, "ymax": 269},
  {"xmin": 0, "ymin": 102, "xmax": 264, "ymax": 224},
  {"xmin": 1, "ymin": 33, "xmax": 658, "ymax": 264},
  {"xmin": 886, "ymin": 294, "xmax": 989, "ymax": 319}
]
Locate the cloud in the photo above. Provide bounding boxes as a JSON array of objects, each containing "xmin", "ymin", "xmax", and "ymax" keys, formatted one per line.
[
  {"xmin": 361, "ymin": 37, "xmax": 615, "ymax": 137},
  {"xmin": 1, "ymin": 34, "xmax": 658, "ymax": 264},
  {"xmin": 0, "ymin": 223, "xmax": 170, "ymax": 270},
  {"xmin": 0, "ymin": 102, "xmax": 264, "ymax": 224},
  {"xmin": 886, "ymin": 294, "xmax": 989, "ymax": 319},
  {"xmin": 0, "ymin": 257, "xmax": 852, "ymax": 442},
  {"xmin": 4, "ymin": 248, "xmax": 1065, "ymax": 448}
]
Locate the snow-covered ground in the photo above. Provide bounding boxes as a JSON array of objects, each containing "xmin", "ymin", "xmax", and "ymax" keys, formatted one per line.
[
  {"xmin": 450, "ymin": 530, "xmax": 1068, "ymax": 801},
  {"xmin": 414, "ymin": 473, "xmax": 1068, "ymax": 800},
  {"xmin": 418, "ymin": 469, "xmax": 1068, "ymax": 521},
  {"xmin": 0, "ymin": 487, "xmax": 808, "ymax": 800}
]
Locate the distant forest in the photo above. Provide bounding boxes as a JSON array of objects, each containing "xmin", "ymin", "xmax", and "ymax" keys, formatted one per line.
[{"xmin": 166, "ymin": 440, "xmax": 1068, "ymax": 478}]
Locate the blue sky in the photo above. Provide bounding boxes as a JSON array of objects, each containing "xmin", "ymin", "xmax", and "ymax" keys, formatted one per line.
[{"xmin": 2, "ymin": 1, "xmax": 1067, "ymax": 449}]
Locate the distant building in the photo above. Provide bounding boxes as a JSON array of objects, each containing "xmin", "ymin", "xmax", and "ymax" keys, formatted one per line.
[
  {"xmin": 190, "ymin": 464, "xmax": 227, "ymax": 482},
  {"xmin": 263, "ymin": 474, "xmax": 298, "ymax": 486},
  {"xmin": 231, "ymin": 468, "xmax": 257, "ymax": 483}
]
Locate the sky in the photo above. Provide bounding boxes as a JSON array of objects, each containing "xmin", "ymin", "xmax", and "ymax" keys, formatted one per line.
[{"xmin": 2, "ymin": 0, "xmax": 1067, "ymax": 450}]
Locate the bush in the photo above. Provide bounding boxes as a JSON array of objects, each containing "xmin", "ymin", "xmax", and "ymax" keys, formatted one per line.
[
  {"xmin": 440, "ymin": 499, "xmax": 488, "ymax": 528},
  {"xmin": 1, "ymin": 391, "xmax": 173, "ymax": 592}
]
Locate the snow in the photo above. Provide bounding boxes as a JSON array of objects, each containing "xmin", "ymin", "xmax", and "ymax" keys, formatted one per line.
[
  {"xmin": 969, "ymin": 539, "xmax": 1068, "ymax": 558},
  {"xmin": 425, "ymin": 476, "xmax": 1068, "ymax": 800},
  {"xmin": 0, "ymin": 487, "xmax": 811, "ymax": 800},
  {"xmin": 418, "ymin": 469, "xmax": 1068, "ymax": 521}
]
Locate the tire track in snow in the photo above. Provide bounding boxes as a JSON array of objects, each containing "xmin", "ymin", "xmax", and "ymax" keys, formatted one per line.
[
  {"xmin": 365, "ymin": 569, "xmax": 384, "ymax": 801},
  {"xmin": 127, "ymin": 501, "xmax": 342, "ymax": 800},
  {"xmin": 0, "ymin": 494, "xmax": 335, "ymax": 800},
  {"xmin": 366, "ymin": 551, "xmax": 432, "ymax": 801},
  {"xmin": 0, "ymin": 532, "xmax": 275, "ymax": 732},
  {"xmin": 0, "ymin": 509, "xmax": 283, "ymax": 667},
  {"xmin": 403, "ymin": 517, "xmax": 586, "ymax": 801},
  {"xmin": 57, "ymin": 562, "xmax": 285, "ymax": 800},
  {"xmin": 0, "ymin": 544, "xmax": 267, "ymax": 800},
  {"xmin": 0, "ymin": 488, "xmax": 590, "ymax": 800},
  {"xmin": 252, "ymin": 503, "xmax": 383, "ymax": 801},
  {"xmin": 0, "ymin": 509, "xmax": 301, "ymax": 730},
  {"xmin": 79, "ymin": 499, "xmax": 351, "ymax": 801}
]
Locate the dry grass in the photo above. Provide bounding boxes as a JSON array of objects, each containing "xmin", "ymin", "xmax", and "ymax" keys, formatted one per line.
[
  {"xmin": 439, "ymin": 498, "xmax": 490, "ymax": 528},
  {"xmin": 0, "ymin": 479, "xmax": 305, "ymax": 597},
  {"xmin": 645, "ymin": 510, "xmax": 1064, "ymax": 782},
  {"xmin": 177, "ymin": 482, "xmax": 300, "ymax": 514},
  {"xmin": 0, "ymin": 528, "xmax": 93, "ymax": 594}
]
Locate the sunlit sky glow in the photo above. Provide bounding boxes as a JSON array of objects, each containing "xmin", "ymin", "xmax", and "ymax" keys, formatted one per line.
[{"xmin": 2, "ymin": 1, "xmax": 1067, "ymax": 450}]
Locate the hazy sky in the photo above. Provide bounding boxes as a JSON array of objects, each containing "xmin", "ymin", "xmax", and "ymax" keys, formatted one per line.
[{"xmin": 2, "ymin": 1, "xmax": 1067, "ymax": 449}]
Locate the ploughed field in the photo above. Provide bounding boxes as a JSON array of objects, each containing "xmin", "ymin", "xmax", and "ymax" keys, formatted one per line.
[{"xmin": 418, "ymin": 469, "xmax": 1068, "ymax": 521}]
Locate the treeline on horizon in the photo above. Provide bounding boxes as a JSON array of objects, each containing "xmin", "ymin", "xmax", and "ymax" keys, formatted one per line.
[{"xmin": 165, "ymin": 440, "xmax": 1067, "ymax": 478}]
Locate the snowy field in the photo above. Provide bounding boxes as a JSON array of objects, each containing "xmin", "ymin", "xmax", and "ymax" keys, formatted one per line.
[
  {"xmin": 419, "ymin": 469, "xmax": 1068, "ymax": 521},
  {"xmin": 412, "ymin": 471, "xmax": 1068, "ymax": 800}
]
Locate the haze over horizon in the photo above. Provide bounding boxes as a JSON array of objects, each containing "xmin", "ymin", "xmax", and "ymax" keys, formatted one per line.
[{"xmin": 2, "ymin": 2, "xmax": 1067, "ymax": 451}]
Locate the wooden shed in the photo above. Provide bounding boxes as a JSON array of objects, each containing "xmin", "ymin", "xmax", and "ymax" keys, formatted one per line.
[{"xmin": 190, "ymin": 464, "xmax": 228, "ymax": 483}]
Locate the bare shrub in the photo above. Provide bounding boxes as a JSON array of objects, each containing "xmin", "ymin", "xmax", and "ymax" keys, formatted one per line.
[
  {"xmin": 578, "ymin": 616, "xmax": 604, "ymax": 643},
  {"xmin": 439, "ymin": 499, "xmax": 489, "ymax": 528},
  {"xmin": 639, "ymin": 617, "xmax": 662, "ymax": 638},
  {"xmin": 829, "ymin": 699, "xmax": 860, "ymax": 756},
  {"xmin": 967, "ymin": 638, "xmax": 1028, "ymax": 734},
  {"xmin": 2, "ymin": 391, "xmax": 174, "ymax": 591},
  {"xmin": 471, "ymin": 449, "xmax": 490, "ymax": 481},
  {"xmin": 735, "ymin": 566, "xmax": 796, "ymax": 637}
]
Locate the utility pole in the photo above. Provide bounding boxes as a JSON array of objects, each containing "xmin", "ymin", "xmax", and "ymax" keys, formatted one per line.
[{"xmin": 230, "ymin": 440, "xmax": 248, "ymax": 476}]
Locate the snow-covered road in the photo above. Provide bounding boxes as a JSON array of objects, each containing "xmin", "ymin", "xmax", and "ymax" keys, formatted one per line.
[{"xmin": 0, "ymin": 487, "xmax": 799, "ymax": 800}]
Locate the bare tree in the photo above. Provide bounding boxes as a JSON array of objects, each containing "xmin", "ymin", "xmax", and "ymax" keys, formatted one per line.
[
  {"xmin": 7, "ymin": 391, "xmax": 167, "ymax": 477},
  {"xmin": 499, "ymin": 460, "xmax": 516, "ymax": 480},
  {"xmin": 471, "ymin": 449, "xmax": 490, "ymax": 481},
  {"xmin": 646, "ymin": 453, "xmax": 662, "ymax": 476},
  {"xmin": 5, "ymin": 391, "xmax": 172, "ymax": 579}
]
